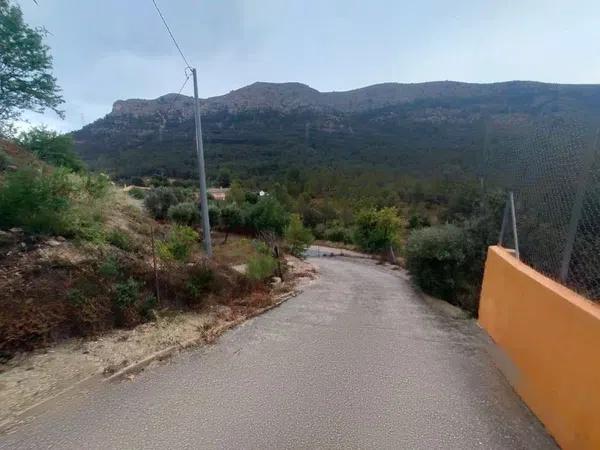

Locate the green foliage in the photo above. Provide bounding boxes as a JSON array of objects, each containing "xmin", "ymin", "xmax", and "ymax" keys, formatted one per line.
[
  {"xmin": 0, "ymin": 0, "xmax": 63, "ymax": 135},
  {"xmin": 322, "ymin": 221, "xmax": 353, "ymax": 244},
  {"xmin": 246, "ymin": 253, "xmax": 278, "ymax": 282},
  {"xmin": 99, "ymin": 255, "xmax": 121, "ymax": 279},
  {"xmin": 130, "ymin": 176, "xmax": 145, "ymax": 186},
  {"xmin": 407, "ymin": 212, "xmax": 431, "ymax": 230},
  {"xmin": 0, "ymin": 167, "xmax": 73, "ymax": 234},
  {"xmin": 219, "ymin": 202, "xmax": 242, "ymax": 233},
  {"xmin": 168, "ymin": 202, "xmax": 200, "ymax": 225},
  {"xmin": 186, "ymin": 264, "xmax": 215, "ymax": 300},
  {"xmin": 128, "ymin": 187, "xmax": 146, "ymax": 200},
  {"xmin": 353, "ymin": 207, "xmax": 404, "ymax": 253},
  {"xmin": 106, "ymin": 229, "xmax": 132, "ymax": 251},
  {"xmin": 157, "ymin": 225, "xmax": 199, "ymax": 263},
  {"xmin": 144, "ymin": 187, "xmax": 179, "ymax": 220},
  {"xmin": 0, "ymin": 148, "xmax": 13, "ymax": 170},
  {"xmin": 405, "ymin": 224, "xmax": 467, "ymax": 303},
  {"xmin": 113, "ymin": 278, "xmax": 140, "ymax": 310},
  {"xmin": 18, "ymin": 127, "xmax": 83, "ymax": 171},
  {"xmin": 244, "ymin": 197, "xmax": 290, "ymax": 235},
  {"xmin": 228, "ymin": 180, "xmax": 246, "ymax": 204},
  {"xmin": 284, "ymin": 214, "xmax": 314, "ymax": 257},
  {"xmin": 208, "ymin": 203, "xmax": 220, "ymax": 226},
  {"xmin": 216, "ymin": 168, "xmax": 232, "ymax": 188}
]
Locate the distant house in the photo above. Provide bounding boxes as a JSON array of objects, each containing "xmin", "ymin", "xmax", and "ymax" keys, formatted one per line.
[{"xmin": 208, "ymin": 187, "xmax": 229, "ymax": 201}]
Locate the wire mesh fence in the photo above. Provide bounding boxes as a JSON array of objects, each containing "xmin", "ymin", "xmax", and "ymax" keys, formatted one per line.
[{"xmin": 484, "ymin": 117, "xmax": 600, "ymax": 301}]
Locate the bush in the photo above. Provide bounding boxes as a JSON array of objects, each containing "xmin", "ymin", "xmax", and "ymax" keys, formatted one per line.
[
  {"xmin": 18, "ymin": 127, "xmax": 84, "ymax": 172},
  {"xmin": 144, "ymin": 187, "xmax": 179, "ymax": 220},
  {"xmin": 168, "ymin": 202, "xmax": 200, "ymax": 225},
  {"xmin": 0, "ymin": 149, "xmax": 13, "ymax": 171},
  {"xmin": 113, "ymin": 278, "xmax": 140, "ymax": 310},
  {"xmin": 0, "ymin": 167, "xmax": 74, "ymax": 234},
  {"xmin": 353, "ymin": 207, "xmax": 404, "ymax": 253},
  {"xmin": 246, "ymin": 253, "xmax": 278, "ymax": 282},
  {"xmin": 323, "ymin": 221, "xmax": 353, "ymax": 244},
  {"xmin": 186, "ymin": 264, "xmax": 215, "ymax": 301},
  {"xmin": 107, "ymin": 229, "xmax": 132, "ymax": 251},
  {"xmin": 128, "ymin": 187, "xmax": 146, "ymax": 200},
  {"xmin": 244, "ymin": 197, "xmax": 289, "ymax": 235},
  {"xmin": 99, "ymin": 255, "xmax": 121, "ymax": 278},
  {"xmin": 158, "ymin": 225, "xmax": 199, "ymax": 263},
  {"xmin": 220, "ymin": 202, "xmax": 242, "ymax": 239},
  {"xmin": 285, "ymin": 214, "xmax": 314, "ymax": 257},
  {"xmin": 130, "ymin": 176, "xmax": 145, "ymax": 186},
  {"xmin": 405, "ymin": 224, "xmax": 467, "ymax": 303},
  {"xmin": 208, "ymin": 203, "xmax": 220, "ymax": 226}
]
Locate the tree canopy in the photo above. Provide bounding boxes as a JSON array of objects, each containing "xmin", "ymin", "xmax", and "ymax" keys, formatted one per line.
[{"xmin": 0, "ymin": 0, "xmax": 63, "ymax": 134}]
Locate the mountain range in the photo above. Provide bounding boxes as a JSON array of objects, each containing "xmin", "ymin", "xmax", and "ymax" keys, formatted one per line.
[{"xmin": 72, "ymin": 80, "xmax": 600, "ymax": 182}]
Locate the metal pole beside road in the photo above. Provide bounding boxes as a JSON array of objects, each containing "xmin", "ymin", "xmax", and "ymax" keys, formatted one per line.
[{"xmin": 191, "ymin": 68, "xmax": 212, "ymax": 257}]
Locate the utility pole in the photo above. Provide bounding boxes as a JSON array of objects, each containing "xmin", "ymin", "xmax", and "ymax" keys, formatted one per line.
[{"xmin": 191, "ymin": 68, "xmax": 212, "ymax": 257}]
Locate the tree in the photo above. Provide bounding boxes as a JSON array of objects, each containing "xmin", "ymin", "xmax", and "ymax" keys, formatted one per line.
[
  {"xmin": 216, "ymin": 168, "xmax": 231, "ymax": 188},
  {"xmin": 0, "ymin": 0, "xmax": 63, "ymax": 135},
  {"xmin": 245, "ymin": 197, "xmax": 289, "ymax": 235},
  {"xmin": 219, "ymin": 202, "xmax": 242, "ymax": 243},
  {"xmin": 144, "ymin": 187, "xmax": 179, "ymax": 220},
  {"xmin": 353, "ymin": 207, "xmax": 404, "ymax": 253},
  {"xmin": 18, "ymin": 126, "xmax": 83, "ymax": 171},
  {"xmin": 284, "ymin": 214, "xmax": 314, "ymax": 257}
]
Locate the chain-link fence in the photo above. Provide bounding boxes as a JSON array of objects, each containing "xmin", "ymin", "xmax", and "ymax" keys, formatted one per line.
[{"xmin": 483, "ymin": 117, "xmax": 600, "ymax": 301}]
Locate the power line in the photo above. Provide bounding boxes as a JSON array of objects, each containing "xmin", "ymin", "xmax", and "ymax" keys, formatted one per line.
[
  {"xmin": 163, "ymin": 71, "xmax": 191, "ymax": 115},
  {"xmin": 151, "ymin": 0, "xmax": 192, "ymax": 69}
]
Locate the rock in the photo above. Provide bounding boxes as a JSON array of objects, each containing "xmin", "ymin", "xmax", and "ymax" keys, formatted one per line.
[
  {"xmin": 46, "ymin": 239, "xmax": 61, "ymax": 247},
  {"xmin": 56, "ymin": 236, "xmax": 66, "ymax": 242},
  {"xmin": 271, "ymin": 276, "xmax": 282, "ymax": 285},
  {"xmin": 9, "ymin": 228, "xmax": 23, "ymax": 234}
]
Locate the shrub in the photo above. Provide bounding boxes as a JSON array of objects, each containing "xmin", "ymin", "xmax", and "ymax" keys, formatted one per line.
[
  {"xmin": 99, "ymin": 255, "xmax": 121, "ymax": 278},
  {"xmin": 244, "ymin": 197, "xmax": 289, "ymax": 235},
  {"xmin": 285, "ymin": 214, "xmax": 314, "ymax": 257},
  {"xmin": 168, "ymin": 202, "xmax": 200, "ymax": 225},
  {"xmin": 113, "ymin": 278, "xmax": 140, "ymax": 310},
  {"xmin": 353, "ymin": 207, "xmax": 404, "ymax": 253},
  {"xmin": 246, "ymin": 253, "xmax": 278, "ymax": 282},
  {"xmin": 208, "ymin": 203, "xmax": 220, "ymax": 226},
  {"xmin": 157, "ymin": 225, "xmax": 199, "ymax": 263},
  {"xmin": 0, "ymin": 149, "xmax": 14, "ymax": 171},
  {"xmin": 219, "ymin": 202, "xmax": 242, "ymax": 241},
  {"xmin": 144, "ymin": 187, "xmax": 179, "ymax": 220},
  {"xmin": 128, "ymin": 187, "xmax": 146, "ymax": 200},
  {"xmin": 130, "ymin": 176, "xmax": 145, "ymax": 187},
  {"xmin": 0, "ymin": 167, "xmax": 74, "ymax": 234},
  {"xmin": 186, "ymin": 264, "xmax": 215, "ymax": 301},
  {"xmin": 18, "ymin": 127, "xmax": 84, "ymax": 172},
  {"xmin": 405, "ymin": 224, "xmax": 467, "ymax": 302},
  {"xmin": 323, "ymin": 221, "xmax": 353, "ymax": 243},
  {"xmin": 107, "ymin": 229, "xmax": 132, "ymax": 251}
]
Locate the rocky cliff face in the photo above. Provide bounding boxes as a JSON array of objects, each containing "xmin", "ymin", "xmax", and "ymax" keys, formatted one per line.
[{"xmin": 72, "ymin": 80, "xmax": 600, "ymax": 180}]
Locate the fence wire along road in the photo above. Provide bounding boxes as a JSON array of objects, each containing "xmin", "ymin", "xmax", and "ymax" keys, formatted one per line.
[{"xmin": 484, "ymin": 117, "xmax": 600, "ymax": 301}]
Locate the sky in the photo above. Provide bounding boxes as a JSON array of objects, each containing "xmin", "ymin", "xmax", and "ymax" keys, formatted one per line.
[{"xmin": 14, "ymin": 0, "xmax": 600, "ymax": 132}]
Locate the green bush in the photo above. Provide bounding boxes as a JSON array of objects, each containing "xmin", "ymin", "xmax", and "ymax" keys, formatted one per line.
[
  {"xmin": 186, "ymin": 264, "xmax": 215, "ymax": 300},
  {"xmin": 168, "ymin": 202, "xmax": 200, "ymax": 225},
  {"xmin": 353, "ymin": 207, "xmax": 404, "ymax": 253},
  {"xmin": 18, "ymin": 127, "xmax": 84, "ymax": 172},
  {"xmin": 285, "ymin": 214, "xmax": 314, "ymax": 257},
  {"xmin": 99, "ymin": 255, "xmax": 121, "ymax": 278},
  {"xmin": 323, "ymin": 221, "xmax": 353, "ymax": 243},
  {"xmin": 157, "ymin": 225, "xmax": 199, "ymax": 263},
  {"xmin": 244, "ymin": 197, "xmax": 289, "ymax": 235},
  {"xmin": 220, "ymin": 202, "xmax": 242, "ymax": 240},
  {"xmin": 130, "ymin": 176, "xmax": 145, "ymax": 187},
  {"xmin": 0, "ymin": 149, "xmax": 14, "ymax": 171},
  {"xmin": 208, "ymin": 203, "xmax": 220, "ymax": 225},
  {"xmin": 246, "ymin": 253, "xmax": 278, "ymax": 282},
  {"xmin": 0, "ymin": 167, "xmax": 74, "ymax": 234},
  {"xmin": 113, "ymin": 278, "xmax": 140, "ymax": 310},
  {"xmin": 128, "ymin": 187, "xmax": 146, "ymax": 200},
  {"xmin": 144, "ymin": 187, "xmax": 179, "ymax": 220},
  {"xmin": 405, "ymin": 224, "xmax": 467, "ymax": 302},
  {"xmin": 107, "ymin": 229, "xmax": 132, "ymax": 251}
]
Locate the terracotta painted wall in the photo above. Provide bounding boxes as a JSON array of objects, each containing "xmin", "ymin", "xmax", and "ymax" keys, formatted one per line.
[{"xmin": 479, "ymin": 246, "xmax": 600, "ymax": 450}]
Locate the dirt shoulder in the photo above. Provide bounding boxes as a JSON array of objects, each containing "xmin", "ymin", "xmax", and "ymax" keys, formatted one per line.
[{"xmin": 0, "ymin": 255, "xmax": 317, "ymax": 432}]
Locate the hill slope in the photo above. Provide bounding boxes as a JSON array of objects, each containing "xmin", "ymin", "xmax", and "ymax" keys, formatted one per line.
[{"xmin": 72, "ymin": 80, "xmax": 600, "ymax": 181}]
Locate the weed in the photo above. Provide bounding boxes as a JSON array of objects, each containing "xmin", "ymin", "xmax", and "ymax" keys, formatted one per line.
[
  {"xmin": 113, "ymin": 277, "xmax": 140, "ymax": 310},
  {"xmin": 246, "ymin": 253, "xmax": 278, "ymax": 282},
  {"xmin": 107, "ymin": 229, "xmax": 131, "ymax": 251},
  {"xmin": 99, "ymin": 255, "xmax": 121, "ymax": 279}
]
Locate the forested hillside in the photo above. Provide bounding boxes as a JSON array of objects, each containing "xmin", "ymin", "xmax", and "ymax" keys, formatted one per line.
[{"xmin": 72, "ymin": 80, "xmax": 600, "ymax": 185}]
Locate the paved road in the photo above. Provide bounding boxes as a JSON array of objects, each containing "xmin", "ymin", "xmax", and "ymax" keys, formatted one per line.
[{"xmin": 1, "ymin": 256, "xmax": 556, "ymax": 449}]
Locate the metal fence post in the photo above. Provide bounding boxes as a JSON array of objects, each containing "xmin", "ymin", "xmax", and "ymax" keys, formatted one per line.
[
  {"xmin": 498, "ymin": 195, "xmax": 510, "ymax": 246},
  {"xmin": 509, "ymin": 191, "xmax": 520, "ymax": 260},
  {"xmin": 559, "ymin": 129, "xmax": 599, "ymax": 282}
]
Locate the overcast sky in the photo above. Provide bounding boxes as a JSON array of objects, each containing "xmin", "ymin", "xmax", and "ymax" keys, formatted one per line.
[{"xmin": 16, "ymin": 0, "xmax": 600, "ymax": 132}]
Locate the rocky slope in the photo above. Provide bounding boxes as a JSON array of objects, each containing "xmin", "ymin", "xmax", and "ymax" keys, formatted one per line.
[{"xmin": 72, "ymin": 80, "xmax": 600, "ymax": 180}]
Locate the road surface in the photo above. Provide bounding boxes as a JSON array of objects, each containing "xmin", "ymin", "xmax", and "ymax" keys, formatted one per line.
[{"xmin": 0, "ymin": 256, "xmax": 556, "ymax": 449}]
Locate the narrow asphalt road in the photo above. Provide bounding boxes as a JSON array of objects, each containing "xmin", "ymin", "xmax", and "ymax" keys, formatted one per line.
[{"xmin": 1, "ymin": 256, "xmax": 556, "ymax": 449}]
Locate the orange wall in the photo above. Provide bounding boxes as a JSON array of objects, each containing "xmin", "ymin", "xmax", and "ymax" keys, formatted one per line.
[{"xmin": 479, "ymin": 246, "xmax": 600, "ymax": 450}]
